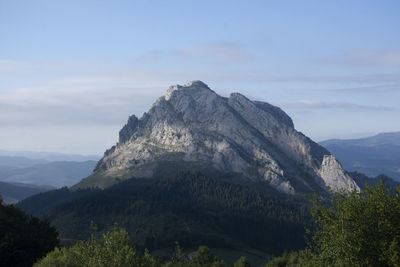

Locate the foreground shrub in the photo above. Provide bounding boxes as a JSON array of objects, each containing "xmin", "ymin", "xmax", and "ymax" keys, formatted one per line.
[
  {"xmin": 35, "ymin": 227, "xmax": 157, "ymax": 267},
  {"xmin": 36, "ymin": 227, "xmax": 229, "ymax": 267},
  {"xmin": 310, "ymin": 181, "xmax": 400, "ymax": 266},
  {"xmin": 266, "ymin": 181, "xmax": 400, "ymax": 266}
]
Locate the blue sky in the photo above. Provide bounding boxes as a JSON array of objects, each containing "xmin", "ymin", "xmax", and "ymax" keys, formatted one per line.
[{"xmin": 0, "ymin": 0, "xmax": 399, "ymax": 154}]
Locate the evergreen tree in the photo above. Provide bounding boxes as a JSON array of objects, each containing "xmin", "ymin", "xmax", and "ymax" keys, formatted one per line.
[{"xmin": 0, "ymin": 193, "xmax": 59, "ymax": 267}]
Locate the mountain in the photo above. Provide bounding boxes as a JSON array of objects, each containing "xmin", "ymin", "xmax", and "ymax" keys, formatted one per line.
[
  {"xmin": 18, "ymin": 81, "xmax": 364, "ymax": 258},
  {"xmin": 348, "ymin": 172, "xmax": 399, "ymax": 192},
  {"xmin": 320, "ymin": 132, "xmax": 400, "ymax": 181},
  {"xmin": 0, "ymin": 161, "xmax": 98, "ymax": 188},
  {"xmin": 0, "ymin": 150, "xmax": 101, "ymax": 162},
  {"xmin": 0, "ymin": 156, "xmax": 48, "ymax": 168},
  {"xmin": 0, "ymin": 181, "xmax": 53, "ymax": 204},
  {"xmin": 0, "ymin": 151, "xmax": 100, "ymax": 189},
  {"xmin": 76, "ymin": 80, "xmax": 358, "ymax": 194}
]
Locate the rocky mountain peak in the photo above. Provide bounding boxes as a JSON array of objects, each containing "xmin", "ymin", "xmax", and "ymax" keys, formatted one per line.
[
  {"xmin": 185, "ymin": 80, "xmax": 209, "ymax": 88},
  {"xmin": 165, "ymin": 80, "xmax": 212, "ymax": 101},
  {"xmin": 83, "ymin": 81, "xmax": 359, "ymax": 194}
]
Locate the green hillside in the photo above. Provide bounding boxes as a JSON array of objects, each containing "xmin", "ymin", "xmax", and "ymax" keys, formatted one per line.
[{"xmin": 19, "ymin": 171, "xmax": 311, "ymax": 258}]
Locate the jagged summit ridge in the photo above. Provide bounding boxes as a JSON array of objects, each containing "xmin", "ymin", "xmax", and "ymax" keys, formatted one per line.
[{"xmin": 85, "ymin": 81, "xmax": 359, "ymax": 194}]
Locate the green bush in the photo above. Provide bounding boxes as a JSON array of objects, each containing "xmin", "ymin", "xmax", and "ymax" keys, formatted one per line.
[
  {"xmin": 191, "ymin": 246, "xmax": 226, "ymax": 267},
  {"xmin": 36, "ymin": 227, "xmax": 229, "ymax": 267},
  {"xmin": 265, "ymin": 250, "xmax": 316, "ymax": 267},
  {"xmin": 234, "ymin": 256, "xmax": 251, "ymax": 267},
  {"xmin": 35, "ymin": 227, "xmax": 158, "ymax": 267}
]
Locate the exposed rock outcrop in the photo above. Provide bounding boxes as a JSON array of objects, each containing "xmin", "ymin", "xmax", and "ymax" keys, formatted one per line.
[{"xmin": 79, "ymin": 80, "xmax": 359, "ymax": 194}]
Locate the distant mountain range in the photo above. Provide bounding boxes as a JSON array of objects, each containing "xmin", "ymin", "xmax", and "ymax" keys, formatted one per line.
[
  {"xmin": 0, "ymin": 160, "xmax": 98, "ymax": 188},
  {"xmin": 0, "ymin": 150, "xmax": 100, "ymax": 162},
  {"xmin": 320, "ymin": 132, "xmax": 400, "ymax": 181},
  {"xmin": 0, "ymin": 181, "xmax": 54, "ymax": 204},
  {"xmin": 0, "ymin": 151, "xmax": 100, "ymax": 203},
  {"xmin": 0, "ymin": 156, "xmax": 48, "ymax": 168}
]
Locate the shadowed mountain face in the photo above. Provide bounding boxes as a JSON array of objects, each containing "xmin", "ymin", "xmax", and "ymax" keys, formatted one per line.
[
  {"xmin": 320, "ymin": 132, "xmax": 400, "ymax": 181},
  {"xmin": 76, "ymin": 81, "xmax": 358, "ymax": 194}
]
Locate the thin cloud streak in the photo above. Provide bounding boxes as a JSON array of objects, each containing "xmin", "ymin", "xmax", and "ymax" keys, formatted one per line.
[
  {"xmin": 279, "ymin": 100, "xmax": 394, "ymax": 111},
  {"xmin": 1, "ymin": 59, "xmax": 400, "ymax": 86},
  {"xmin": 0, "ymin": 85, "xmax": 162, "ymax": 126},
  {"xmin": 348, "ymin": 49, "xmax": 400, "ymax": 67},
  {"xmin": 1, "ymin": 58, "xmax": 398, "ymax": 130},
  {"xmin": 327, "ymin": 84, "xmax": 400, "ymax": 94},
  {"xmin": 51, "ymin": 70, "xmax": 400, "ymax": 86},
  {"xmin": 325, "ymin": 49, "xmax": 400, "ymax": 67}
]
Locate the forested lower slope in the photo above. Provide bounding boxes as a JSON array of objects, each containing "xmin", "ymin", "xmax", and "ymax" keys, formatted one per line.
[{"xmin": 19, "ymin": 171, "xmax": 311, "ymax": 255}]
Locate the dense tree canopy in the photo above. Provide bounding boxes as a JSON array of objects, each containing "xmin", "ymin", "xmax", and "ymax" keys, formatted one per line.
[
  {"xmin": 309, "ymin": 181, "xmax": 400, "ymax": 266},
  {"xmin": 14, "ymin": 176, "xmax": 400, "ymax": 266},
  {"xmin": 20, "ymin": 171, "xmax": 310, "ymax": 254},
  {"xmin": 0, "ymin": 194, "xmax": 59, "ymax": 267},
  {"xmin": 266, "ymin": 181, "xmax": 400, "ymax": 266}
]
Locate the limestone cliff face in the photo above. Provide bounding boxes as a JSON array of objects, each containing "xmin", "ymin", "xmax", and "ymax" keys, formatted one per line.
[
  {"xmin": 318, "ymin": 155, "xmax": 359, "ymax": 192},
  {"xmin": 82, "ymin": 80, "xmax": 359, "ymax": 193}
]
